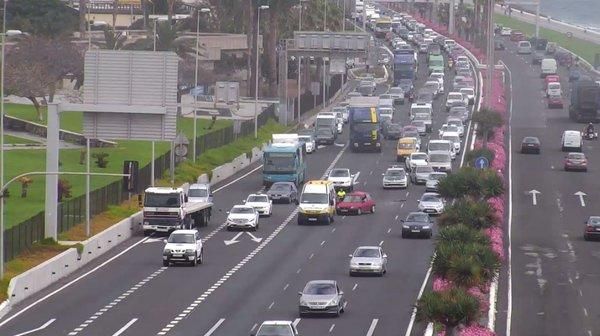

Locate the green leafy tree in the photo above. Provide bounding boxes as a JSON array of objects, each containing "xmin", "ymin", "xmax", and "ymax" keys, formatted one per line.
[
  {"xmin": 437, "ymin": 199, "xmax": 497, "ymax": 229},
  {"xmin": 472, "ymin": 108, "xmax": 503, "ymax": 148},
  {"xmin": 416, "ymin": 288, "xmax": 480, "ymax": 336},
  {"xmin": 6, "ymin": 0, "xmax": 78, "ymax": 37}
]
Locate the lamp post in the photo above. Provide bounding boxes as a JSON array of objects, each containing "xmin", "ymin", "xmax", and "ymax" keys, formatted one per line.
[
  {"xmin": 254, "ymin": 5, "xmax": 269, "ymax": 138},
  {"xmin": 0, "ymin": 0, "xmax": 7, "ymax": 279},
  {"xmin": 193, "ymin": 7, "xmax": 211, "ymax": 162},
  {"xmin": 324, "ymin": 0, "xmax": 327, "ymax": 31}
]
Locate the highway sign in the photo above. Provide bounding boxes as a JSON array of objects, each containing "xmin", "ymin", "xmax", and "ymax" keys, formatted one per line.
[{"xmin": 474, "ymin": 156, "xmax": 490, "ymax": 169}]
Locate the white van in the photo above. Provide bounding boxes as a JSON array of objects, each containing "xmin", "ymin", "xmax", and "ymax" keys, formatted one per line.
[
  {"xmin": 541, "ymin": 58, "xmax": 558, "ymax": 78},
  {"xmin": 561, "ymin": 130, "xmax": 583, "ymax": 152},
  {"xmin": 427, "ymin": 140, "xmax": 456, "ymax": 160},
  {"xmin": 517, "ymin": 41, "xmax": 532, "ymax": 54}
]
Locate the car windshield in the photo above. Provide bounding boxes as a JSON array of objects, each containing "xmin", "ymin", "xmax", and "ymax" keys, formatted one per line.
[
  {"xmin": 330, "ymin": 169, "xmax": 350, "ymax": 177},
  {"xmin": 247, "ymin": 195, "xmax": 268, "ymax": 203},
  {"xmin": 421, "ymin": 194, "xmax": 440, "ymax": 202},
  {"xmin": 188, "ymin": 188, "xmax": 208, "ymax": 197},
  {"xmin": 388, "ymin": 124, "xmax": 402, "ymax": 131},
  {"xmin": 429, "ymin": 153, "xmax": 449, "ymax": 162},
  {"xmin": 588, "ymin": 217, "xmax": 600, "ymax": 226},
  {"xmin": 386, "ymin": 167, "xmax": 406, "ymax": 176},
  {"xmin": 412, "ymin": 154, "xmax": 428, "ymax": 161},
  {"xmin": 301, "ymin": 193, "xmax": 329, "ymax": 204},
  {"xmin": 429, "ymin": 173, "xmax": 447, "ymax": 181},
  {"xmin": 448, "ymin": 93, "xmax": 463, "ymax": 100},
  {"xmin": 144, "ymin": 193, "xmax": 180, "ymax": 208},
  {"xmin": 429, "ymin": 142, "xmax": 450, "ymax": 151},
  {"xmin": 257, "ymin": 325, "xmax": 293, "ymax": 336},
  {"xmin": 379, "ymin": 94, "xmax": 392, "ymax": 99},
  {"xmin": 389, "ymin": 88, "xmax": 403, "ymax": 94},
  {"xmin": 168, "ymin": 233, "xmax": 195, "ymax": 244},
  {"xmin": 406, "ymin": 213, "xmax": 429, "ymax": 222},
  {"xmin": 354, "ymin": 248, "xmax": 381, "ymax": 258},
  {"xmin": 548, "ymin": 83, "xmax": 560, "ymax": 89},
  {"xmin": 398, "ymin": 142, "xmax": 415, "ymax": 149},
  {"xmin": 411, "ymin": 121, "xmax": 425, "ymax": 127},
  {"xmin": 523, "ymin": 137, "xmax": 539, "ymax": 143},
  {"xmin": 343, "ymin": 195, "xmax": 364, "ymax": 203},
  {"xmin": 416, "ymin": 166, "xmax": 433, "ymax": 173},
  {"xmin": 270, "ymin": 183, "xmax": 290, "ymax": 191},
  {"xmin": 304, "ymin": 283, "xmax": 336, "ymax": 295},
  {"xmin": 231, "ymin": 207, "xmax": 254, "ymax": 214},
  {"xmin": 443, "ymin": 135, "xmax": 460, "ymax": 143},
  {"xmin": 567, "ymin": 153, "xmax": 585, "ymax": 159},
  {"xmin": 316, "ymin": 129, "xmax": 333, "ymax": 136},
  {"xmin": 448, "ymin": 120, "xmax": 462, "ymax": 127}
]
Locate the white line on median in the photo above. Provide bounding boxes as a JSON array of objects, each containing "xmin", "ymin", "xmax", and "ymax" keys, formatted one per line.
[
  {"xmin": 112, "ymin": 318, "xmax": 138, "ymax": 336},
  {"xmin": 203, "ymin": 318, "xmax": 225, "ymax": 336},
  {"xmin": 12, "ymin": 318, "xmax": 56, "ymax": 336},
  {"xmin": 503, "ymin": 59, "xmax": 514, "ymax": 336},
  {"xmin": 366, "ymin": 319, "xmax": 379, "ymax": 336}
]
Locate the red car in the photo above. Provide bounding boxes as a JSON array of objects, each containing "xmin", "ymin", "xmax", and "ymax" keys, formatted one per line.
[
  {"xmin": 336, "ymin": 191, "xmax": 376, "ymax": 215},
  {"xmin": 564, "ymin": 152, "xmax": 588, "ymax": 172},
  {"xmin": 547, "ymin": 94, "xmax": 564, "ymax": 108},
  {"xmin": 510, "ymin": 31, "xmax": 525, "ymax": 42}
]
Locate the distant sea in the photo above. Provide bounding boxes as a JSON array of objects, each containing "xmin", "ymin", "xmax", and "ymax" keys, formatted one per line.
[{"xmin": 518, "ymin": 0, "xmax": 600, "ymax": 32}]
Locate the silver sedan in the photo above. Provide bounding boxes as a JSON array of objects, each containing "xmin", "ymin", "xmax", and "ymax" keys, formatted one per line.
[{"xmin": 349, "ymin": 246, "xmax": 388, "ymax": 276}]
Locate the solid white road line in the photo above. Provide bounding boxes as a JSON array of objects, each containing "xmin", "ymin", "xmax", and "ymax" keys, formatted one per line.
[
  {"xmin": 213, "ymin": 165, "xmax": 263, "ymax": 193},
  {"xmin": 503, "ymin": 60, "xmax": 514, "ymax": 336},
  {"xmin": 404, "ymin": 261, "xmax": 434, "ymax": 336},
  {"xmin": 203, "ymin": 318, "xmax": 225, "ymax": 336},
  {"xmin": 366, "ymin": 319, "xmax": 379, "ymax": 336},
  {"xmin": 0, "ymin": 236, "xmax": 150, "ymax": 329},
  {"xmin": 12, "ymin": 318, "xmax": 56, "ymax": 336},
  {"xmin": 112, "ymin": 318, "xmax": 138, "ymax": 336}
]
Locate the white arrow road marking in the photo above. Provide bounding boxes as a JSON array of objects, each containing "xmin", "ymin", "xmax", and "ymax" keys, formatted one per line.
[
  {"xmin": 366, "ymin": 319, "xmax": 379, "ymax": 336},
  {"xmin": 142, "ymin": 237, "xmax": 164, "ymax": 244},
  {"xmin": 12, "ymin": 319, "xmax": 56, "ymax": 336},
  {"xmin": 224, "ymin": 232, "xmax": 244, "ymax": 246},
  {"xmin": 292, "ymin": 318, "xmax": 301, "ymax": 328},
  {"xmin": 575, "ymin": 191, "xmax": 586, "ymax": 207},
  {"xmin": 353, "ymin": 171, "xmax": 361, "ymax": 184},
  {"xmin": 203, "ymin": 318, "xmax": 225, "ymax": 336},
  {"xmin": 528, "ymin": 190, "xmax": 541, "ymax": 206},
  {"xmin": 112, "ymin": 318, "xmax": 138, "ymax": 336},
  {"xmin": 246, "ymin": 232, "xmax": 263, "ymax": 243}
]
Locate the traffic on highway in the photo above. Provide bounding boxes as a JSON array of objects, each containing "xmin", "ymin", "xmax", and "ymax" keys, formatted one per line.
[{"xmin": 3, "ymin": 1, "xmax": 600, "ymax": 336}]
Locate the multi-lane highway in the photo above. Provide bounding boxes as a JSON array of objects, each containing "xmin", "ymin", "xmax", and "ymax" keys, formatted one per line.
[
  {"xmin": 0, "ymin": 32, "xmax": 479, "ymax": 336},
  {"xmin": 494, "ymin": 37, "xmax": 600, "ymax": 336}
]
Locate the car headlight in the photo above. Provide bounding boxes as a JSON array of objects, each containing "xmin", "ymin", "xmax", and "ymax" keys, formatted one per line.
[
  {"xmin": 164, "ymin": 249, "xmax": 171, "ymax": 254},
  {"xmin": 185, "ymin": 249, "xmax": 195, "ymax": 253},
  {"xmin": 403, "ymin": 225, "xmax": 409, "ymax": 229},
  {"xmin": 299, "ymin": 298, "xmax": 308, "ymax": 306},
  {"xmin": 350, "ymin": 261, "xmax": 359, "ymax": 267},
  {"xmin": 329, "ymin": 298, "xmax": 339, "ymax": 306},
  {"xmin": 354, "ymin": 143, "xmax": 359, "ymax": 147},
  {"xmin": 436, "ymin": 204, "xmax": 444, "ymax": 209}
]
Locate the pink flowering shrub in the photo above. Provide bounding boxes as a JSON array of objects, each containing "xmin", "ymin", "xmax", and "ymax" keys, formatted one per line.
[
  {"xmin": 468, "ymin": 286, "xmax": 489, "ymax": 313},
  {"xmin": 485, "ymin": 226, "xmax": 505, "ymax": 260},
  {"xmin": 459, "ymin": 325, "xmax": 497, "ymax": 336},
  {"xmin": 433, "ymin": 276, "xmax": 454, "ymax": 292}
]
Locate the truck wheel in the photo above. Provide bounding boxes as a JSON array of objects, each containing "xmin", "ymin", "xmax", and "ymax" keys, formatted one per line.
[{"xmin": 163, "ymin": 260, "xmax": 169, "ymax": 267}]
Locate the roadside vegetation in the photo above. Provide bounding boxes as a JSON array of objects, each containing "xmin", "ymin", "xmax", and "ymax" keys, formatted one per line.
[{"xmin": 495, "ymin": 13, "xmax": 600, "ymax": 64}]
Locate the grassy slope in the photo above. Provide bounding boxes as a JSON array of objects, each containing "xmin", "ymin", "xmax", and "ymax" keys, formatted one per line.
[
  {"xmin": 495, "ymin": 14, "xmax": 600, "ymax": 64},
  {"xmin": 3, "ymin": 135, "xmax": 38, "ymax": 145}
]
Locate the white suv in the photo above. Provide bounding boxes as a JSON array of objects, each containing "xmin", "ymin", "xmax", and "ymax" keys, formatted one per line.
[
  {"xmin": 162, "ymin": 229, "xmax": 203, "ymax": 267},
  {"xmin": 245, "ymin": 194, "xmax": 273, "ymax": 216}
]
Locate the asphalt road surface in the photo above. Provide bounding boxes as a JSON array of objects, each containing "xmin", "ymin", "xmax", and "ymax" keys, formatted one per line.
[
  {"xmin": 496, "ymin": 35, "xmax": 600, "ymax": 336},
  {"xmin": 0, "ymin": 36, "xmax": 478, "ymax": 336}
]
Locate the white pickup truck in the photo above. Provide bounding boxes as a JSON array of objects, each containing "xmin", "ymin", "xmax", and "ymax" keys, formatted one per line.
[{"xmin": 142, "ymin": 187, "xmax": 212, "ymax": 235}]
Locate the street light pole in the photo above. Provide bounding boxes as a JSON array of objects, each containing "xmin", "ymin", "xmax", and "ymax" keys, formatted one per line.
[
  {"xmin": 255, "ymin": 5, "xmax": 269, "ymax": 138},
  {"xmin": 324, "ymin": 0, "xmax": 327, "ymax": 31},
  {"xmin": 486, "ymin": 0, "xmax": 495, "ymax": 108},
  {"xmin": 194, "ymin": 8, "xmax": 211, "ymax": 162},
  {"xmin": 0, "ymin": 0, "xmax": 7, "ymax": 279},
  {"xmin": 153, "ymin": 18, "xmax": 157, "ymax": 51}
]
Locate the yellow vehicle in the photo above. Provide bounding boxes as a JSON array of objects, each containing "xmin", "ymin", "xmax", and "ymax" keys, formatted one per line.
[
  {"xmin": 298, "ymin": 180, "xmax": 337, "ymax": 225},
  {"xmin": 396, "ymin": 137, "xmax": 419, "ymax": 162}
]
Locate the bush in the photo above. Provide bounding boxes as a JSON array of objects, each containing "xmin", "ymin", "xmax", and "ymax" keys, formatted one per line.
[
  {"xmin": 437, "ymin": 224, "xmax": 491, "ymax": 246},
  {"xmin": 433, "ymin": 241, "xmax": 501, "ymax": 288},
  {"xmin": 438, "ymin": 199, "xmax": 497, "ymax": 229},
  {"xmin": 464, "ymin": 148, "xmax": 494, "ymax": 167},
  {"xmin": 479, "ymin": 169, "xmax": 504, "ymax": 199},
  {"xmin": 416, "ymin": 288, "xmax": 481, "ymax": 335},
  {"xmin": 92, "ymin": 152, "xmax": 109, "ymax": 168}
]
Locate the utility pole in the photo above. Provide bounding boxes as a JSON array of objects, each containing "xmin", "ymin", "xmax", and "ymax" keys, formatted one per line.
[
  {"xmin": 486, "ymin": 0, "xmax": 494, "ymax": 108},
  {"xmin": 254, "ymin": 5, "xmax": 269, "ymax": 138},
  {"xmin": 0, "ymin": 0, "xmax": 7, "ymax": 279}
]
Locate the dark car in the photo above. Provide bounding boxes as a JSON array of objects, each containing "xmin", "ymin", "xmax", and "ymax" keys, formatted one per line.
[
  {"xmin": 336, "ymin": 191, "xmax": 376, "ymax": 215},
  {"xmin": 520, "ymin": 136, "xmax": 541, "ymax": 154},
  {"xmin": 315, "ymin": 128, "xmax": 335, "ymax": 145},
  {"xmin": 564, "ymin": 152, "xmax": 588, "ymax": 172},
  {"xmin": 532, "ymin": 51, "xmax": 544, "ymax": 65},
  {"xmin": 584, "ymin": 216, "xmax": 600, "ymax": 241},
  {"xmin": 494, "ymin": 39, "xmax": 505, "ymax": 51},
  {"xmin": 401, "ymin": 211, "xmax": 434, "ymax": 239},
  {"xmin": 266, "ymin": 182, "xmax": 299, "ymax": 204},
  {"xmin": 382, "ymin": 122, "xmax": 403, "ymax": 139}
]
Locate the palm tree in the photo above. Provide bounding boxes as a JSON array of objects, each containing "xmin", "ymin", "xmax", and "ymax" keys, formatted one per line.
[
  {"xmin": 101, "ymin": 27, "xmax": 127, "ymax": 50},
  {"xmin": 416, "ymin": 288, "xmax": 480, "ymax": 336},
  {"xmin": 433, "ymin": 240, "xmax": 500, "ymax": 288},
  {"xmin": 436, "ymin": 167, "xmax": 483, "ymax": 200},
  {"xmin": 437, "ymin": 199, "xmax": 497, "ymax": 229},
  {"xmin": 437, "ymin": 224, "xmax": 491, "ymax": 246},
  {"xmin": 472, "ymin": 108, "xmax": 503, "ymax": 148}
]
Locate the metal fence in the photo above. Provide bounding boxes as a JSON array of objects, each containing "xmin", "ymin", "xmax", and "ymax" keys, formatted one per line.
[{"xmin": 3, "ymin": 106, "xmax": 278, "ymax": 262}]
